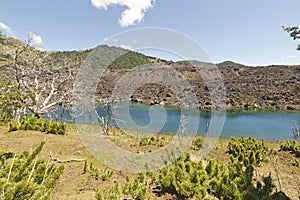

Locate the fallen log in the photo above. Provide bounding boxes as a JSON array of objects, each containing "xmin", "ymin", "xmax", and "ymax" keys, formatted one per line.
[{"xmin": 49, "ymin": 152, "xmax": 87, "ymax": 163}]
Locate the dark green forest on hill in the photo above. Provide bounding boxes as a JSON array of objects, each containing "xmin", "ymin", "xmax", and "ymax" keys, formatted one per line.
[{"xmin": 0, "ymin": 33, "xmax": 158, "ymax": 70}]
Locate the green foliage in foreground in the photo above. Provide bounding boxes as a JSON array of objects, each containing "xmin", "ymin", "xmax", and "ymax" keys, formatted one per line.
[
  {"xmin": 280, "ymin": 140, "xmax": 300, "ymax": 157},
  {"xmin": 95, "ymin": 173, "xmax": 148, "ymax": 200},
  {"xmin": 190, "ymin": 136, "xmax": 204, "ymax": 150},
  {"xmin": 158, "ymin": 152, "xmax": 289, "ymax": 200},
  {"xmin": 97, "ymin": 138, "xmax": 289, "ymax": 200},
  {"xmin": 227, "ymin": 137, "xmax": 267, "ymax": 166},
  {"xmin": 83, "ymin": 161, "xmax": 113, "ymax": 181},
  {"xmin": 159, "ymin": 153, "xmax": 208, "ymax": 199},
  {"xmin": 9, "ymin": 116, "xmax": 66, "ymax": 135},
  {"xmin": 95, "ymin": 181, "xmax": 121, "ymax": 200},
  {"xmin": 0, "ymin": 142, "xmax": 64, "ymax": 200},
  {"xmin": 122, "ymin": 174, "xmax": 148, "ymax": 200}
]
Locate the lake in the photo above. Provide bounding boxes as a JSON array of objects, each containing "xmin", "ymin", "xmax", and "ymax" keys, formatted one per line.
[
  {"xmin": 99, "ymin": 103, "xmax": 300, "ymax": 141},
  {"xmin": 58, "ymin": 103, "xmax": 300, "ymax": 142}
]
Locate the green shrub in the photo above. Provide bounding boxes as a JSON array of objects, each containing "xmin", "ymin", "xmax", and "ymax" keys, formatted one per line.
[
  {"xmin": 95, "ymin": 181, "xmax": 121, "ymax": 200},
  {"xmin": 8, "ymin": 116, "xmax": 66, "ymax": 135},
  {"xmin": 293, "ymin": 159, "xmax": 300, "ymax": 167},
  {"xmin": 122, "ymin": 174, "xmax": 147, "ymax": 200},
  {"xmin": 158, "ymin": 153, "xmax": 208, "ymax": 199},
  {"xmin": 138, "ymin": 135, "xmax": 166, "ymax": 147},
  {"xmin": 190, "ymin": 136, "xmax": 204, "ymax": 150},
  {"xmin": 158, "ymin": 151, "xmax": 289, "ymax": 200},
  {"xmin": 94, "ymin": 137, "xmax": 291, "ymax": 200},
  {"xmin": 280, "ymin": 140, "xmax": 300, "ymax": 157},
  {"xmin": 227, "ymin": 137, "xmax": 267, "ymax": 166},
  {"xmin": 0, "ymin": 142, "xmax": 64, "ymax": 200},
  {"xmin": 85, "ymin": 162, "xmax": 113, "ymax": 181},
  {"xmin": 95, "ymin": 174, "xmax": 148, "ymax": 200},
  {"xmin": 0, "ymin": 113, "xmax": 12, "ymax": 124}
]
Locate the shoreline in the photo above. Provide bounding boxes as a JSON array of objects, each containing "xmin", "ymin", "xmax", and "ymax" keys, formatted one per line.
[
  {"xmin": 95, "ymin": 65, "xmax": 300, "ymax": 111},
  {"xmin": 96, "ymin": 101, "xmax": 300, "ymax": 113}
]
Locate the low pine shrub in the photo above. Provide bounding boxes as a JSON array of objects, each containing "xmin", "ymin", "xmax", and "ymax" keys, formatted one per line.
[
  {"xmin": 0, "ymin": 142, "xmax": 64, "ymax": 200},
  {"xmin": 122, "ymin": 174, "xmax": 147, "ymax": 200},
  {"xmin": 95, "ymin": 181, "xmax": 121, "ymax": 200},
  {"xmin": 8, "ymin": 116, "xmax": 66, "ymax": 135},
  {"xmin": 190, "ymin": 136, "xmax": 204, "ymax": 150},
  {"xmin": 85, "ymin": 162, "xmax": 113, "ymax": 181},
  {"xmin": 280, "ymin": 140, "xmax": 300, "ymax": 157},
  {"xmin": 226, "ymin": 137, "xmax": 267, "ymax": 166}
]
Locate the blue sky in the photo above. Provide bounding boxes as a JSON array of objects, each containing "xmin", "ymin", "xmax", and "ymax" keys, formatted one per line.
[{"xmin": 1, "ymin": 0, "xmax": 300, "ymax": 66}]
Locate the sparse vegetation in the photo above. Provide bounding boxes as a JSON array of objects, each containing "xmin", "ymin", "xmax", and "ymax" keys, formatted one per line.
[
  {"xmin": 84, "ymin": 161, "xmax": 113, "ymax": 181},
  {"xmin": 0, "ymin": 142, "xmax": 64, "ymax": 200},
  {"xmin": 190, "ymin": 136, "xmax": 204, "ymax": 150},
  {"xmin": 138, "ymin": 135, "xmax": 166, "ymax": 147},
  {"xmin": 0, "ymin": 125, "xmax": 298, "ymax": 199},
  {"xmin": 95, "ymin": 180, "xmax": 121, "ymax": 200},
  {"xmin": 122, "ymin": 174, "xmax": 148, "ymax": 200},
  {"xmin": 293, "ymin": 86, "xmax": 300, "ymax": 94},
  {"xmin": 95, "ymin": 137, "xmax": 291, "ymax": 200},
  {"xmin": 8, "ymin": 116, "xmax": 66, "ymax": 135},
  {"xmin": 95, "ymin": 173, "xmax": 149, "ymax": 200},
  {"xmin": 280, "ymin": 140, "xmax": 300, "ymax": 157}
]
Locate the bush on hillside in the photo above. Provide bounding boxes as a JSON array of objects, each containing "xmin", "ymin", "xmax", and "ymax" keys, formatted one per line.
[{"xmin": 9, "ymin": 116, "xmax": 66, "ymax": 135}]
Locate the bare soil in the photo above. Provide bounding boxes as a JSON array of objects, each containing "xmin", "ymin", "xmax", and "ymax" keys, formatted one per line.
[{"xmin": 0, "ymin": 125, "xmax": 299, "ymax": 200}]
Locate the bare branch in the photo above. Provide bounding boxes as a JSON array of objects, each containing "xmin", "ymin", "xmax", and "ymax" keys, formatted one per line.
[
  {"xmin": 42, "ymin": 75, "xmax": 59, "ymax": 107},
  {"xmin": 49, "ymin": 152, "xmax": 86, "ymax": 163}
]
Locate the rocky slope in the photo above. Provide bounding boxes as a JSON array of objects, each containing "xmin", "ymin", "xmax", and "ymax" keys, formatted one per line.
[
  {"xmin": 1, "ymin": 34, "xmax": 299, "ymax": 111},
  {"xmin": 95, "ymin": 63, "xmax": 300, "ymax": 110}
]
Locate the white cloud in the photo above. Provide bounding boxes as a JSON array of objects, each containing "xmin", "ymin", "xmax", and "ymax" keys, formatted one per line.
[
  {"xmin": 286, "ymin": 55, "xmax": 297, "ymax": 59},
  {"xmin": 91, "ymin": 0, "xmax": 155, "ymax": 27},
  {"xmin": 120, "ymin": 44, "xmax": 135, "ymax": 51},
  {"xmin": 281, "ymin": 54, "xmax": 299, "ymax": 61},
  {"xmin": 27, "ymin": 31, "xmax": 44, "ymax": 50},
  {"xmin": 0, "ymin": 21, "xmax": 13, "ymax": 36}
]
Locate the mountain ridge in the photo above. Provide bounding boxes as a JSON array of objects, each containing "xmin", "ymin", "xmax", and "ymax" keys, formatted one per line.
[{"xmin": 1, "ymin": 34, "xmax": 298, "ymax": 68}]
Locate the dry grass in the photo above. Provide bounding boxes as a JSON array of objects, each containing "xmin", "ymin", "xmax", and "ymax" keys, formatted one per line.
[{"xmin": 0, "ymin": 125, "xmax": 299, "ymax": 199}]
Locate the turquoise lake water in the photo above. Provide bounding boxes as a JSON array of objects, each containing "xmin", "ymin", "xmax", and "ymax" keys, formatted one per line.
[
  {"xmin": 94, "ymin": 103, "xmax": 300, "ymax": 142},
  {"xmin": 55, "ymin": 103, "xmax": 300, "ymax": 142}
]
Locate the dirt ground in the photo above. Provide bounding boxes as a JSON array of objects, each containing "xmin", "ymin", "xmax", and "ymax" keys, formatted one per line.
[{"xmin": 0, "ymin": 125, "xmax": 299, "ymax": 200}]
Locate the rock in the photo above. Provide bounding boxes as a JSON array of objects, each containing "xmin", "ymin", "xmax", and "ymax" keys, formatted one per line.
[
  {"xmin": 29, "ymin": 64, "xmax": 299, "ymax": 111},
  {"xmin": 166, "ymin": 93, "xmax": 172, "ymax": 97},
  {"xmin": 154, "ymin": 99, "xmax": 160, "ymax": 104},
  {"xmin": 286, "ymin": 105, "xmax": 295, "ymax": 110},
  {"xmin": 159, "ymin": 101, "xmax": 165, "ymax": 106}
]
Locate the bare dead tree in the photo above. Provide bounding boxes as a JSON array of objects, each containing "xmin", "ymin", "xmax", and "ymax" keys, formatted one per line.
[
  {"xmin": 292, "ymin": 120, "xmax": 300, "ymax": 141},
  {"xmin": 2, "ymin": 35, "xmax": 75, "ymax": 119},
  {"xmin": 95, "ymin": 100, "xmax": 114, "ymax": 135}
]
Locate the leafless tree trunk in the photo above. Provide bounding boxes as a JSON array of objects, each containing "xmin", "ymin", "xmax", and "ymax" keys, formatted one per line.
[
  {"xmin": 95, "ymin": 101, "xmax": 114, "ymax": 135},
  {"xmin": 292, "ymin": 120, "xmax": 299, "ymax": 141},
  {"xmin": 2, "ymin": 35, "xmax": 75, "ymax": 119}
]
